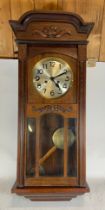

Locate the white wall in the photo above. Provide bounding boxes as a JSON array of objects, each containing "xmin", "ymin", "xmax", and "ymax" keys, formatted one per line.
[
  {"xmin": 0, "ymin": 60, "xmax": 105, "ymax": 209},
  {"xmin": 0, "ymin": 59, "xmax": 18, "ymax": 178},
  {"xmin": 86, "ymin": 63, "xmax": 105, "ymax": 178}
]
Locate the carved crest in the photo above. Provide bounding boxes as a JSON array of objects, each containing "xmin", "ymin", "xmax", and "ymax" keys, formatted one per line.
[
  {"xmin": 32, "ymin": 105, "xmax": 72, "ymax": 113},
  {"xmin": 32, "ymin": 25, "xmax": 72, "ymax": 38}
]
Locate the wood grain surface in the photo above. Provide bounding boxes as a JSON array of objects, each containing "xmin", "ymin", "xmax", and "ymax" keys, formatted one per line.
[
  {"xmin": 0, "ymin": 0, "xmax": 105, "ymax": 61},
  {"xmin": 0, "ymin": 0, "xmax": 13, "ymax": 57},
  {"xmin": 99, "ymin": 0, "xmax": 105, "ymax": 61},
  {"xmin": 10, "ymin": 0, "xmax": 35, "ymax": 56}
]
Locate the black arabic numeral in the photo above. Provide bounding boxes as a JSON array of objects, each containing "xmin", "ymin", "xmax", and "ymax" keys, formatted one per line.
[
  {"xmin": 64, "ymin": 69, "xmax": 67, "ymax": 73},
  {"xmin": 65, "ymin": 76, "xmax": 69, "ymax": 81},
  {"xmin": 37, "ymin": 69, "xmax": 43, "ymax": 74},
  {"xmin": 43, "ymin": 63, "xmax": 48, "ymax": 69},
  {"xmin": 63, "ymin": 83, "xmax": 67, "ymax": 88},
  {"xmin": 50, "ymin": 90, "xmax": 55, "ymax": 96},
  {"xmin": 37, "ymin": 83, "xmax": 41, "ymax": 89},
  {"xmin": 43, "ymin": 88, "xmax": 46, "ymax": 93},
  {"xmin": 58, "ymin": 90, "xmax": 62, "ymax": 94},
  {"xmin": 49, "ymin": 61, "xmax": 55, "ymax": 67},
  {"xmin": 35, "ymin": 76, "xmax": 40, "ymax": 81}
]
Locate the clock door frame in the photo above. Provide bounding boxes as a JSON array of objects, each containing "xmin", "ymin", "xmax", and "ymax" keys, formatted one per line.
[
  {"xmin": 20, "ymin": 47, "xmax": 79, "ymax": 187},
  {"xmin": 9, "ymin": 11, "xmax": 94, "ymax": 200}
]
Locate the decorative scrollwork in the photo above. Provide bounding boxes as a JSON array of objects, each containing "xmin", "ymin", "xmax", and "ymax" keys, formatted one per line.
[
  {"xmin": 32, "ymin": 105, "xmax": 72, "ymax": 113},
  {"xmin": 32, "ymin": 25, "xmax": 72, "ymax": 38}
]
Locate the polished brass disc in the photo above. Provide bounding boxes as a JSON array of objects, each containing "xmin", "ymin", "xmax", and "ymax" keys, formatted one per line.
[
  {"xmin": 33, "ymin": 57, "xmax": 73, "ymax": 99},
  {"xmin": 52, "ymin": 127, "xmax": 75, "ymax": 149}
]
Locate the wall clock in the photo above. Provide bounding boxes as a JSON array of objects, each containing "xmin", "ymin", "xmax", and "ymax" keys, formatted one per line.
[{"xmin": 9, "ymin": 11, "xmax": 94, "ymax": 201}]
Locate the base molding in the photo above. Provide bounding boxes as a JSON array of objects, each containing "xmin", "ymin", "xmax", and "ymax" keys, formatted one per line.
[{"xmin": 12, "ymin": 182, "xmax": 89, "ymax": 201}]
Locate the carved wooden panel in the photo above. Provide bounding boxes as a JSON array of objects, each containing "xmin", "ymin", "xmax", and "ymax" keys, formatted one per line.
[
  {"xmin": 12, "ymin": 22, "xmax": 87, "ymax": 42},
  {"xmin": 26, "ymin": 104, "xmax": 78, "ymax": 118},
  {"xmin": 32, "ymin": 25, "xmax": 72, "ymax": 38}
]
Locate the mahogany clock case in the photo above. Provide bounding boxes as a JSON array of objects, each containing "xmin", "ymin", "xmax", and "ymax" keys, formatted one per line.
[{"xmin": 9, "ymin": 11, "xmax": 94, "ymax": 201}]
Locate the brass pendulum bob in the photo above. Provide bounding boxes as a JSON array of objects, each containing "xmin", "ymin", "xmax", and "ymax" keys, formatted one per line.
[{"xmin": 39, "ymin": 128, "xmax": 75, "ymax": 165}]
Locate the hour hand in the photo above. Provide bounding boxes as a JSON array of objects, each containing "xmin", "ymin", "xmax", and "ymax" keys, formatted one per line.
[
  {"xmin": 50, "ymin": 77, "xmax": 61, "ymax": 90},
  {"xmin": 54, "ymin": 80, "xmax": 61, "ymax": 90}
]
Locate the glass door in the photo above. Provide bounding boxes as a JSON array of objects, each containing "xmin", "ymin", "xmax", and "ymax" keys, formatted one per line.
[{"xmin": 25, "ymin": 107, "xmax": 78, "ymax": 186}]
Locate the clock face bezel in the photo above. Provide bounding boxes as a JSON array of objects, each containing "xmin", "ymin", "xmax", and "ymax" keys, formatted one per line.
[{"xmin": 32, "ymin": 56, "xmax": 73, "ymax": 99}]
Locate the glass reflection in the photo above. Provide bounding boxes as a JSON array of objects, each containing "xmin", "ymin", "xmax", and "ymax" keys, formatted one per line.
[{"xmin": 26, "ymin": 118, "xmax": 36, "ymax": 177}]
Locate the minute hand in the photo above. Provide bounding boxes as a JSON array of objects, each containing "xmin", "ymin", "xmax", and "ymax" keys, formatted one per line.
[{"xmin": 54, "ymin": 71, "xmax": 67, "ymax": 78}]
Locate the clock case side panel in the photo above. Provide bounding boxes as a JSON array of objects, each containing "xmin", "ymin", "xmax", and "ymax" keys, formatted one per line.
[
  {"xmin": 77, "ymin": 44, "xmax": 87, "ymax": 187},
  {"xmin": 16, "ymin": 44, "xmax": 27, "ymax": 187}
]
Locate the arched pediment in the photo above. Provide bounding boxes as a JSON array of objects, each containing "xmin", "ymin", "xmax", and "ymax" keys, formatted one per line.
[{"xmin": 9, "ymin": 11, "xmax": 94, "ymax": 44}]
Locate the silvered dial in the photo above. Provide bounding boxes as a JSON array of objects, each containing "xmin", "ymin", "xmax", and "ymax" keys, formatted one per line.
[{"xmin": 33, "ymin": 57, "xmax": 73, "ymax": 99}]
